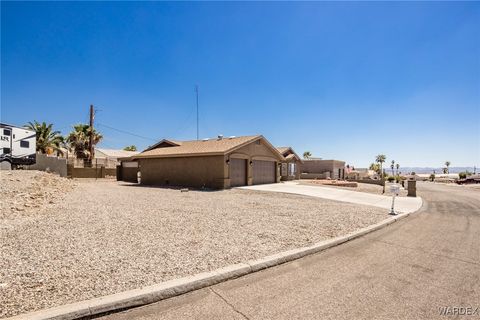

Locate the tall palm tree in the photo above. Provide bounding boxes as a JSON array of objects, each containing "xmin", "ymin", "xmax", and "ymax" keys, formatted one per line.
[
  {"xmin": 396, "ymin": 163, "xmax": 400, "ymax": 176},
  {"xmin": 67, "ymin": 124, "xmax": 103, "ymax": 160},
  {"xmin": 390, "ymin": 160, "xmax": 395, "ymax": 176},
  {"xmin": 25, "ymin": 121, "xmax": 64, "ymax": 155},
  {"xmin": 375, "ymin": 154, "xmax": 386, "ymax": 180},
  {"xmin": 303, "ymin": 151, "xmax": 312, "ymax": 159},
  {"xmin": 445, "ymin": 161, "xmax": 451, "ymax": 174}
]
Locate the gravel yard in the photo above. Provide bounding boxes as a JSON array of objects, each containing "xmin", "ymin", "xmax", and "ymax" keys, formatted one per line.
[
  {"xmin": 1, "ymin": 171, "xmax": 387, "ymax": 318},
  {"xmin": 0, "ymin": 170, "xmax": 75, "ymax": 219}
]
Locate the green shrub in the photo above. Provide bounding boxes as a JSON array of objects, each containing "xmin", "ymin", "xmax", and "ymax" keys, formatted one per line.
[
  {"xmin": 387, "ymin": 176, "xmax": 395, "ymax": 182},
  {"xmin": 459, "ymin": 171, "xmax": 472, "ymax": 179}
]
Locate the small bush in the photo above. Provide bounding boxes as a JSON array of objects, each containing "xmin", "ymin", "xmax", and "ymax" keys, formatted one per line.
[{"xmin": 387, "ymin": 176, "xmax": 395, "ymax": 182}]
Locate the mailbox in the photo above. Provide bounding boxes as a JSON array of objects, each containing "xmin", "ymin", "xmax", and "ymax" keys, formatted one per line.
[{"xmin": 389, "ymin": 184, "xmax": 400, "ymax": 195}]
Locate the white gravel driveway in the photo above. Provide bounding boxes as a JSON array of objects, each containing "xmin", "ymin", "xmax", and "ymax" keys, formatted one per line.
[{"xmin": 1, "ymin": 172, "xmax": 388, "ymax": 318}]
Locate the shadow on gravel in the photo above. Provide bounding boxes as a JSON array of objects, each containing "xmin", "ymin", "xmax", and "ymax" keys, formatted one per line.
[{"xmin": 117, "ymin": 182, "xmax": 221, "ymax": 192}]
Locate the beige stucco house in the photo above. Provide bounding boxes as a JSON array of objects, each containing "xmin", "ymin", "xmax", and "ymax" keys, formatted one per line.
[
  {"xmin": 300, "ymin": 159, "xmax": 346, "ymax": 179},
  {"xmin": 129, "ymin": 135, "xmax": 284, "ymax": 189},
  {"xmin": 277, "ymin": 147, "xmax": 302, "ymax": 180}
]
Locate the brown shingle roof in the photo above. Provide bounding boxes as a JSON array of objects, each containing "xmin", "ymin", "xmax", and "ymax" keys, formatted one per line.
[
  {"xmin": 134, "ymin": 135, "xmax": 268, "ymax": 159},
  {"xmin": 276, "ymin": 147, "xmax": 290, "ymax": 154},
  {"xmin": 276, "ymin": 146, "xmax": 302, "ymax": 162}
]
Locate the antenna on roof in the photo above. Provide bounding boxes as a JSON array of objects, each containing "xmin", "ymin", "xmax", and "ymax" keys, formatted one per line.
[{"xmin": 195, "ymin": 85, "xmax": 199, "ymax": 140}]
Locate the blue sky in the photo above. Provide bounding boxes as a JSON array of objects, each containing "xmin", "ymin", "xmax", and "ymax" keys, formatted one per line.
[{"xmin": 1, "ymin": 1, "xmax": 479, "ymax": 167}]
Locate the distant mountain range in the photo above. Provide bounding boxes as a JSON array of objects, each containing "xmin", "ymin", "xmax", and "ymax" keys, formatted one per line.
[{"xmin": 386, "ymin": 167, "xmax": 477, "ymax": 174}]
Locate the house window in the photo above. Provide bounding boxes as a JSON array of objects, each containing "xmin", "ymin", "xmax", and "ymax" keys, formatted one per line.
[
  {"xmin": 3, "ymin": 148, "xmax": 11, "ymax": 154},
  {"xmin": 289, "ymin": 163, "xmax": 296, "ymax": 175},
  {"xmin": 3, "ymin": 129, "xmax": 11, "ymax": 136},
  {"xmin": 20, "ymin": 141, "xmax": 30, "ymax": 148}
]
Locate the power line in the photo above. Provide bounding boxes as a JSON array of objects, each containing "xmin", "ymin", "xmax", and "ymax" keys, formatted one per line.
[
  {"xmin": 195, "ymin": 85, "xmax": 199, "ymax": 140},
  {"xmin": 169, "ymin": 106, "xmax": 196, "ymax": 138},
  {"xmin": 96, "ymin": 122, "xmax": 158, "ymax": 142}
]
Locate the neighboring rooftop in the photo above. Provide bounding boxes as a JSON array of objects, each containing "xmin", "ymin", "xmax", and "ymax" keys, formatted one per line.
[
  {"xmin": 276, "ymin": 147, "xmax": 290, "ymax": 154},
  {"xmin": 276, "ymin": 147, "xmax": 302, "ymax": 162},
  {"xmin": 95, "ymin": 148, "xmax": 139, "ymax": 159},
  {"xmin": 134, "ymin": 135, "xmax": 283, "ymax": 159}
]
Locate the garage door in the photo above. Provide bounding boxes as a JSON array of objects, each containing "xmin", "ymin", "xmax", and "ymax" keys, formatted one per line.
[
  {"xmin": 253, "ymin": 160, "xmax": 276, "ymax": 185},
  {"xmin": 230, "ymin": 158, "xmax": 247, "ymax": 187}
]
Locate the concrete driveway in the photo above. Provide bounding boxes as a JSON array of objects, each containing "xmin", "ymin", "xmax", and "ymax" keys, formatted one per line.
[
  {"xmin": 99, "ymin": 182, "xmax": 480, "ymax": 320},
  {"xmin": 238, "ymin": 181, "xmax": 423, "ymax": 214}
]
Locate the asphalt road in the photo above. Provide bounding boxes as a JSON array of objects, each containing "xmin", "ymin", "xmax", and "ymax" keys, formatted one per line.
[{"xmin": 99, "ymin": 183, "xmax": 480, "ymax": 320}]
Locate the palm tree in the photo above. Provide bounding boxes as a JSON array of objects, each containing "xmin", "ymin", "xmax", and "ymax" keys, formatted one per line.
[
  {"xmin": 67, "ymin": 124, "xmax": 103, "ymax": 160},
  {"xmin": 25, "ymin": 121, "xmax": 64, "ymax": 155},
  {"xmin": 396, "ymin": 163, "xmax": 400, "ymax": 176},
  {"xmin": 390, "ymin": 160, "xmax": 395, "ymax": 176},
  {"xmin": 123, "ymin": 145, "xmax": 137, "ymax": 151},
  {"xmin": 375, "ymin": 154, "xmax": 386, "ymax": 180},
  {"xmin": 369, "ymin": 163, "xmax": 380, "ymax": 173},
  {"xmin": 445, "ymin": 161, "xmax": 451, "ymax": 174},
  {"xmin": 368, "ymin": 162, "xmax": 380, "ymax": 174},
  {"xmin": 303, "ymin": 151, "xmax": 312, "ymax": 159}
]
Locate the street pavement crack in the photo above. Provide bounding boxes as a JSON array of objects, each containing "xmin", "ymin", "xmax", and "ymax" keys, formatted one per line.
[
  {"xmin": 210, "ymin": 287, "xmax": 251, "ymax": 320},
  {"xmin": 372, "ymin": 239, "xmax": 480, "ymax": 266}
]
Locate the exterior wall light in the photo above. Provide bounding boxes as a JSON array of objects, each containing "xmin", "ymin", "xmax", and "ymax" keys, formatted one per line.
[
  {"xmin": 226, "ymin": 159, "xmax": 230, "ymax": 165},
  {"xmin": 249, "ymin": 160, "xmax": 253, "ymax": 166}
]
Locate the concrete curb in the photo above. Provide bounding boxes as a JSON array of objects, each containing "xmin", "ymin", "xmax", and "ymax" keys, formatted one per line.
[{"xmin": 6, "ymin": 208, "xmax": 419, "ymax": 320}]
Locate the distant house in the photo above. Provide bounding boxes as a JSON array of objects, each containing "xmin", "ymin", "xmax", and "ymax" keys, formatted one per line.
[
  {"xmin": 127, "ymin": 135, "xmax": 284, "ymax": 189},
  {"xmin": 276, "ymin": 147, "xmax": 302, "ymax": 180},
  {"xmin": 457, "ymin": 174, "xmax": 480, "ymax": 184},
  {"xmin": 92, "ymin": 148, "xmax": 139, "ymax": 169},
  {"xmin": 346, "ymin": 168, "xmax": 379, "ymax": 180},
  {"xmin": 95, "ymin": 148, "xmax": 139, "ymax": 162},
  {"xmin": 300, "ymin": 159, "xmax": 346, "ymax": 180}
]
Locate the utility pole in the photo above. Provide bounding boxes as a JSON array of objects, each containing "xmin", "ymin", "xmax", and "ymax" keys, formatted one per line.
[
  {"xmin": 89, "ymin": 104, "xmax": 95, "ymax": 163},
  {"xmin": 195, "ymin": 85, "xmax": 199, "ymax": 140}
]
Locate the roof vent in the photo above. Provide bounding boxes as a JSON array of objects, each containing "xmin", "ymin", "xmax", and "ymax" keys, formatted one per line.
[
  {"xmin": 217, "ymin": 134, "xmax": 223, "ymax": 140},
  {"xmin": 229, "ymin": 136, "xmax": 236, "ymax": 139},
  {"xmin": 202, "ymin": 138, "xmax": 209, "ymax": 141}
]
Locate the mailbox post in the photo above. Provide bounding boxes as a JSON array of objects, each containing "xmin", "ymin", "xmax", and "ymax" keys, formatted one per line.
[{"xmin": 389, "ymin": 183, "xmax": 400, "ymax": 215}]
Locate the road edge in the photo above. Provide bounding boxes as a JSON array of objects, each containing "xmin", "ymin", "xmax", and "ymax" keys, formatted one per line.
[{"xmin": 5, "ymin": 204, "xmax": 421, "ymax": 320}]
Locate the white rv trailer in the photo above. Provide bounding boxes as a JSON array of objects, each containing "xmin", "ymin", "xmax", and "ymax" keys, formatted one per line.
[{"xmin": 0, "ymin": 123, "xmax": 36, "ymax": 169}]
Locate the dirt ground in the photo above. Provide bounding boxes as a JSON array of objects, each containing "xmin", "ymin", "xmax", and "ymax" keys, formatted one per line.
[
  {"xmin": 0, "ymin": 170, "xmax": 75, "ymax": 219},
  {"xmin": 1, "ymin": 170, "xmax": 387, "ymax": 318}
]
